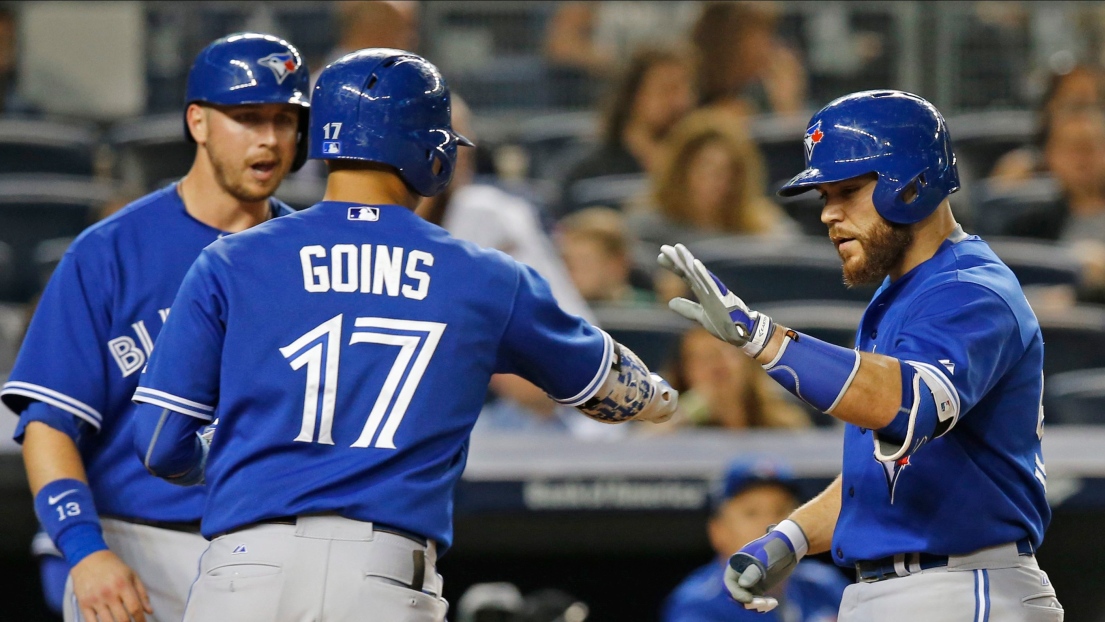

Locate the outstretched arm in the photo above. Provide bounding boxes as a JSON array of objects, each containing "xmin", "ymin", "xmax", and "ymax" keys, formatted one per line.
[
  {"xmin": 132, "ymin": 403, "xmax": 210, "ymax": 486},
  {"xmin": 659, "ymin": 243, "xmax": 959, "ymax": 458}
]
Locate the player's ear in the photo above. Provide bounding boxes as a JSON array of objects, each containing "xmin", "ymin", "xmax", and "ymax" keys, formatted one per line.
[{"xmin": 186, "ymin": 103, "xmax": 209, "ymax": 145}]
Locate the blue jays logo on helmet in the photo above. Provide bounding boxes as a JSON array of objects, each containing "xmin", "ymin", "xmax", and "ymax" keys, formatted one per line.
[
  {"xmin": 803, "ymin": 120, "xmax": 824, "ymax": 160},
  {"xmin": 258, "ymin": 52, "xmax": 299, "ymax": 84}
]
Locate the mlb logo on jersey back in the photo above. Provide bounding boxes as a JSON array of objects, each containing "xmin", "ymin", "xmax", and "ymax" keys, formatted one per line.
[
  {"xmin": 323, "ymin": 141, "xmax": 342, "ymax": 155},
  {"xmin": 348, "ymin": 207, "xmax": 380, "ymax": 222}
]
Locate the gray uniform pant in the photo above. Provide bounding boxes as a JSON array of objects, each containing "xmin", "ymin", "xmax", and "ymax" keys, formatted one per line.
[
  {"xmin": 64, "ymin": 517, "xmax": 209, "ymax": 622},
  {"xmin": 839, "ymin": 541, "xmax": 1063, "ymax": 621},
  {"xmin": 182, "ymin": 515, "xmax": 448, "ymax": 622}
]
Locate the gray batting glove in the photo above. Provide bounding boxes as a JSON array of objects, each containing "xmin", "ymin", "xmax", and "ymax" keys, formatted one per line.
[
  {"xmin": 723, "ymin": 519, "xmax": 809, "ymax": 613},
  {"xmin": 657, "ymin": 243, "xmax": 775, "ymax": 358}
]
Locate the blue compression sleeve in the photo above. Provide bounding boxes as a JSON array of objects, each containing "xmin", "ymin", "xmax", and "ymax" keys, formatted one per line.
[
  {"xmin": 34, "ymin": 479, "xmax": 107, "ymax": 566},
  {"xmin": 761, "ymin": 330, "xmax": 861, "ymax": 413},
  {"xmin": 133, "ymin": 403, "xmax": 208, "ymax": 486}
]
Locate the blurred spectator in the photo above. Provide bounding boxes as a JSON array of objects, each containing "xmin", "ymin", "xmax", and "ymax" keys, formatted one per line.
[
  {"xmin": 315, "ymin": 1, "xmax": 418, "ymax": 81},
  {"xmin": 543, "ymin": 2, "xmax": 699, "ymax": 107},
  {"xmin": 418, "ymin": 96, "xmax": 618, "ymax": 440},
  {"xmin": 691, "ymin": 1, "xmax": 806, "ymax": 116},
  {"xmin": 0, "ymin": 5, "xmax": 36, "ymax": 116},
  {"xmin": 457, "ymin": 582, "xmax": 526, "ymax": 622},
  {"xmin": 660, "ymin": 456, "xmax": 848, "ymax": 622},
  {"xmin": 629, "ymin": 109, "xmax": 799, "ymax": 248},
  {"xmin": 660, "ymin": 327, "xmax": 810, "ymax": 431},
  {"xmin": 557, "ymin": 46, "xmax": 695, "ymax": 217},
  {"xmin": 557, "ymin": 207, "xmax": 656, "ymax": 307},
  {"xmin": 419, "ymin": 95, "xmax": 592, "ymax": 323},
  {"xmin": 991, "ymin": 64, "xmax": 1105, "ymax": 182}
]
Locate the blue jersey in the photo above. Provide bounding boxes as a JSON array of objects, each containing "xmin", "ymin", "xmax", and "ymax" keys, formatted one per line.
[
  {"xmin": 834, "ymin": 233, "xmax": 1050, "ymax": 565},
  {"xmin": 133, "ymin": 202, "xmax": 610, "ymax": 546},
  {"xmin": 1, "ymin": 184, "xmax": 292, "ymax": 522},
  {"xmin": 661, "ymin": 559, "xmax": 848, "ymax": 622}
]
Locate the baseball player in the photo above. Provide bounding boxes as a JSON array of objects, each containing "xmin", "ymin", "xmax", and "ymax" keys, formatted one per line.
[
  {"xmin": 1, "ymin": 33, "xmax": 309, "ymax": 622},
  {"xmin": 130, "ymin": 48, "xmax": 677, "ymax": 622},
  {"xmin": 659, "ymin": 91, "xmax": 1064, "ymax": 620},
  {"xmin": 661, "ymin": 457, "xmax": 848, "ymax": 622}
]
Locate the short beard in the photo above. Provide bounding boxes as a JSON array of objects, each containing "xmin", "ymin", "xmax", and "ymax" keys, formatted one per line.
[
  {"xmin": 209, "ymin": 148, "xmax": 277, "ymax": 204},
  {"xmin": 840, "ymin": 219, "xmax": 913, "ymax": 287}
]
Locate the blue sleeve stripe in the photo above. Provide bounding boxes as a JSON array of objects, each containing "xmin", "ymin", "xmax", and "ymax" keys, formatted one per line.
[
  {"xmin": 0, "ymin": 382, "xmax": 102, "ymax": 429},
  {"xmin": 132, "ymin": 391, "xmax": 214, "ymax": 421},
  {"xmin": 132, "ymin": 387, "xmax": 215, "ymax": 413},
  {"xmin": 553, "ymin": 329, "xmax": 614, "ymax": 406}
]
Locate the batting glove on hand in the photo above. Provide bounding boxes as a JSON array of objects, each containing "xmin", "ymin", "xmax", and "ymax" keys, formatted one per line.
[
  {"xmin": 724, "ymin": 519, "xmax": 809, "ymax": 613},
  {"xmin": 658, "ymin": 244, "xmax": 775, "ymax": 358}
]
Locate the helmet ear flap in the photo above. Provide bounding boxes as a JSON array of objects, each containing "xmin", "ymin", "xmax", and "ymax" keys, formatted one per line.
[{"xmin": 425, "ymin": 146, "xmax": 456, "ymax": 197}]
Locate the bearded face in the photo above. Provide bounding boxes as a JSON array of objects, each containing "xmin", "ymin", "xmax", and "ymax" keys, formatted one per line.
[
  {"xmin": 831, "ymin": 217, "xmax": 914, "ymax": 287},
  {"xmin": 819, "ymin": 174, "xmax": 915, "ymax": 286}
]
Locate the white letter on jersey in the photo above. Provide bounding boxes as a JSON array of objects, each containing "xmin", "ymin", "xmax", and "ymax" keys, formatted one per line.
[
  {"xmin": 301, "ymin": 245, "xmax": 330, "ymax": 293},
  {"xmin": 403, "ymin": 250, "xmax": 433, "ymax": 301},
  {"xmin": 373, "ymin": 245, "xmax": 403, "ymax": 296},
  {"xmin": 360, "ymin": 244, "xmax": 373, "ymax": 293},
  {"xmin": 280, "ymin": 315, "xmax": 343, "ymax": 445},
  {"xmin": 109, "ymin": 336, "xmax": 146, "ymax": 377},
  {"xmin": 330, "ymin": 244, "xmax": 358, "ymax": 293}
]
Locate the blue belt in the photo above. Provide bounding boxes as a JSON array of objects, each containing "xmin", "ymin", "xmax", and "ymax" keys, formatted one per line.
[{"xmin": 855, "ymin": 538, "xmax": 1034, "ymax": 583}]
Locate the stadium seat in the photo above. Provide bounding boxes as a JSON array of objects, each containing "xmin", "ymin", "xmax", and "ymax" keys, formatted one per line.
[
  {"xmin": 945, "ymin": 110, "xmax": 1035, "ymax": 184},
  {"xmin": 591, "ymin": 303, "xmax": 693, "ymax": 373},
  {"xmin": 984, "ymin": 237, "xmax": 1082, "ymax": 287},
  {"xmin": 561, "ymin": 173, "xmax": 649, "ymax": 213},
  {"xmin": 1043, "ymin": 368, "xmax": 1105, "ymax": 426},
  {"xmin": 511, "ymin": 110, "xmax": 596, "ymax": 182},
  {"xmin": 0, "ymin": 242, "xmax": 14, "ymax": 303},
  {"xmin": 1036, "ymin": 305, "xmax": 1105, "ymax": 378},
  {"xmin": 746, "ymin": 113, "xmax": 808, "ymax": 189},
  {"xmin": 0, "ymin": 303, "xmax": 25, "ymax": 373},
  {"xmin": 689, "ymin": 235, "xmax": 876, "ymax": 305},
  {"xmin": 0, "ymin": 118, "xmax": 99, "ymax": 177},
  {"xmin": 757, "ymin": 300, "xmax": 865, "ymax": 349},
  {"xmin": 969, "ymin": 176, "xmax": 1064, "ymax": 238},
  {"xmin": 108, "ymin": 113, "xmax": 195, "ymax": 192},
  {"xmin": 0, "ymin": 176, "xmax": 112, "ymax": 303},
  {"xmin": 32, "ymin": 236, "xmax": 75, "ymax": 292}
]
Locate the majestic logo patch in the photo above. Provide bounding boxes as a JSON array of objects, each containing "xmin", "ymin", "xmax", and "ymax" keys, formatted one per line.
[
  {"xmin": 348, "ymin": 206, "xmax": 380, "ymax": 222},
  {"xmin": 232, "ymin": 544, "xmax": 247, "ymax": 555},
  {"xmin": 804, "ymin": 120, "xmax": 824, "ymax": 160},
  {"xmin": 258, "ymin": 52, "xmax": 299, "ymax": 84}
]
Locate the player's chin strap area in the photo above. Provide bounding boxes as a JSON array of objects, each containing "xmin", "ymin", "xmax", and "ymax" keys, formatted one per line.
[{"xmin": 567, "ymin": 340, "xmax": 678, "ymax": 425}]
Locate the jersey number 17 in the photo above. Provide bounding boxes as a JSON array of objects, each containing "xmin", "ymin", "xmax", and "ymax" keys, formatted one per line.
[{"xmin": 280, "ymin": 314, "xmax": 446, "ymax": 449}]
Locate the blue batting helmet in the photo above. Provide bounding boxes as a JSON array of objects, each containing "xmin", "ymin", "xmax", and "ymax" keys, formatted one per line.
[
  {"xmin": 778, "ymin": 90, "xmax": 960, "ymax": 224},
  {"xmin": 308, "ymin": 48, "xmax": 474, "ymax": 197},
  {"xmin": 184, "ymin": 32, "xmax": 311, "ymax": 171}
]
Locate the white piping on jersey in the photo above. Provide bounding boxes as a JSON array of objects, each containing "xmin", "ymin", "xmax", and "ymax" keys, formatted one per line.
[
  {"xmin": 553, "ymin": 329, "xmax": 614, "ymax": 407},
  {"xmin": 873, "ymin": 369, "xmax": 922, "ymax": 463},
  {"xmin": 1, "ymin": 381, "xmax": 102, "ymax": 429},
  {"xmin": 132, "ymin": 390, "xmax": 214, "ymax": 421},
  {"xmin": 132, "ymin": 387, "xmax": 214, "ymax": 412}
]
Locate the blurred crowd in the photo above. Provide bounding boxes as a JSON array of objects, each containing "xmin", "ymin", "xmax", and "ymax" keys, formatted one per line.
[{"xmin": 4, "ymin": 0, "xmax": 1105, "ymax": 439}]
